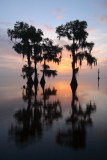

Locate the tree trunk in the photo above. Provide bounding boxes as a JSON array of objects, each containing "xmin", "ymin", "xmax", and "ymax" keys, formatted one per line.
[
  {"xmin": 34, "ymin": 61, "xmax": 38, "ymax": 84},
  {"xmin": 71, "ymin": 51, "xmax": 78, "ymax": 89},
  {"xmin": 27, "ymin": 54, "xmax": 31, "ymax": 68},
  {"xmin": 27, "ymin": 53, "xmax": 33, "ymax": 86},
  {"xmin": 40, "ymin": 60, "xmax": 45, "ymax": 86}
]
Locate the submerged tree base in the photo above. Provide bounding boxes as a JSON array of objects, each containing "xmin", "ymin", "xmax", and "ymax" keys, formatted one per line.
[
  {"xmin": 27, "ymin": 78, "xmax": 34, "ymax": 88},
  {"xmin": 34, "ymin": 77, "xmax": 39, "ymax": 85},
  {"xmin": 40, "ymin": 76, "xmax": 45, "ymax": 87},
  {"xmin": 70, "ymin": 78, "xmax": 78, "ymax": 91}
]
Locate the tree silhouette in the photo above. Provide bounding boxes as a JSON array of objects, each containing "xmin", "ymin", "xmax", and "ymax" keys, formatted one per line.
[
  {"xmin": 40, "ymin": 38, "xmax": 62, "ymax": 86},
  {"xmin": 7, "ymin": 21, "xmax": 43, "ymax": 84},
  {"xmin": 56, "ymin": 20, "xmax": 97, "ymax": 87},
  {"xmin": 31, "ymin": 44, "xmax": 42, "ymax": 83}
]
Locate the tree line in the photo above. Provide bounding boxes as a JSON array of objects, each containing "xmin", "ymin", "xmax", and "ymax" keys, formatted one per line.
[{"xmin": 7, "ymin": 20, "xmax": 97, "ymax": 87}]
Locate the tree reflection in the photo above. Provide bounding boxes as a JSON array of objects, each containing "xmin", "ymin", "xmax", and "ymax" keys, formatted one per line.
[
  {"xmin": 9, "ymin": 68, "xmax": 62, "ymax": 145},
  {"xmin": 9, "ymin": 82, "xmax": 43, "ymax": 143},
  {"xmin": 41, "ymin": 83, "xmax": 62, "ymax": 125},
  {"xmin": 56, "ymin": 69, "xmax": 96, "ymax": 149}
]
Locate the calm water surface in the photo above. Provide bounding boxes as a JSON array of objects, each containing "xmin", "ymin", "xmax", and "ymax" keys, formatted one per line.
[{"xmin": 0, "ymin": 67, "xmax": 107, "ymax": 160}]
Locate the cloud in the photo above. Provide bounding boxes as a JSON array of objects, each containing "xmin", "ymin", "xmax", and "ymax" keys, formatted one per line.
[
  {"xmin": 0, "ymin": 21, "xmax": 12, "ymax": 26},
  {"xmin": 40, "ymin": 25, "xmax": 54, "ymax": 32},
  {"xmin": 52, "ymin": 8, "xmax": 66, "ymax": 19},
  {"xmin": 35, "ymin": 24, "xmax": 54, "ymax": 32},
  {"xmin": 56, "ymin": 15, "xmax": 64, "ymax": 19},
  {"xmin": 53, "ymin": 37, "xmax": 70, "ymax": 47},
  {"xmin": 0, "ymin": 27, "xmax": 8, "ymax": 43},
  {"xmin": 87, "ymin": 28, "xmax": 96, "ymax": 33},
  {"xmin": 28, "ymin": 21, "xmax": 54, "ymax": 33},
  {"xmin": 0, "ymin": 26, "xmax": 17, "ymax": 58},
  {"xmin": 98, "ymin": 57, "xmax": 107, "ymax": 67},
  {"xmin": 0, "ymin": 27, "xmax": 7, "ymax": 36},
  {"xmin": 0, "ymin": 21, "xmax": 13, "ymax": 45},
  {"xmin": 99, "ymin": 16, "xmax": 107, "ymax": 23},
  {"xmin": 92, "ymin": 50, "xmax": 102, "ymax": 56},
  {"xmin": 95, "ymin": 15, "xmax": 107, "ymax": 23},
  {"xmin": 52, "ymin": 8, "xmax": 66, "ymax": 14}
]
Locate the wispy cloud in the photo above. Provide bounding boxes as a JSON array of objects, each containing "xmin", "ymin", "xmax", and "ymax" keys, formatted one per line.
[
  {"xmin": 53, "ymin": 37, "xmax": 70, "ymax": 47},
  {"xmin": 52, "ymin": 8, "xmax": 66, "ymax": 14},
  {"xmin": 0, "ymin": 27, "xmax": 6, "ymax": 35},
  {"xmin": 94, "ymin": 1, "xmax": 107, "ymax": 23},
  {"xmin": 93, "ymin": 50, "xmax": 102, "ymax": 56},
  {"xmin": 0, "ymin": 25, "xmax": 16, "ymax": 57},
  {"xmin": 0, "ymin": 21, "xmax": 13, "ymax": 38},
  {"xmin": 28, "ymin": 21, "xmax": 54, "ymax": 32},
  {"xmin": 36, "ymin": 24, "xmax": 54, "ymax": 32},
  {"xmin": 56, "ymin": 15, "xmax": 64, "ymax": 19},
  {"xmin": 52, "ymin": 8, "xmax": 66, "ymax": 19},
  {"xmin": 95, "ymin": 15, "xmax": 107, "ymax": 23},
  {"xmin": 99, "ymin": 16, "xmax": 107, "ymax": 23},
  {"xmin": 87, "ymin": 28, "xmax": 96, "ymax": 33},
  {"xmin": 0, "ymin": 21, "xmax": 12, "ymax": 26}
]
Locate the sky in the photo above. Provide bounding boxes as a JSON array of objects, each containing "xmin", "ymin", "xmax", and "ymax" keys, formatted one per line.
[{"xmin": 0, "ymin": 0, "xmax": 107, "ymax": 77}]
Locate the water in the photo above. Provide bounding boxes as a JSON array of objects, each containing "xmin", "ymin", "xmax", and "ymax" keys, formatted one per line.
[{"xmin": 0, "ymin": 66, "xmax": 107, "ymax": 160}]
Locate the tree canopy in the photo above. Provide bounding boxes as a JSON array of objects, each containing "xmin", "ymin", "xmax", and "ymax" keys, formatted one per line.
[
  {"xmin": 7, "ymin": 21, "xmax": 43, "ymax": 59},
  {"xmin": 56, "ymin": 20, "xmax": 97, "ymax": 67}
]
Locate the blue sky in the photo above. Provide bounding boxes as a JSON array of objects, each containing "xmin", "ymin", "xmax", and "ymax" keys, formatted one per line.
[
  {"xmin": 0, "ymin": 0, "xmax": 106, "ymax": 26},
  {"xmin": 0, "ymin": 0, "xmax": 107, "ymax": 75},
  {"xmin": 0, "ymin": 1, "xmax": 106, "ymax": 24}
]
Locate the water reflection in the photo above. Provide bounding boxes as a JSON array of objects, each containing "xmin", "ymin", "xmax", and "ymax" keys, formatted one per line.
[
  {"xmin": 56, "ymin": 85, "xmax": 96, "ymax": 149},
  {"xmin": 9, "ymin": 67, "xmax": 62, "ymax": 145},
  {"xmin": 98, "ymin": 69, "xmax": 100, "ymax": 89},
  {"xmin": 8, "ymin": 62, "xmax": 97, "ymax": 150},
  {"xmin": 8, "ymin": 46, "xmax": 98, "ymax": 150},
  {"xmin": 41, "ymin": 84, "xmax": 62, "ymax": 125},
  {"xmin": 56, "ymin": 62, "xmax": 96, "ymax": 149}
]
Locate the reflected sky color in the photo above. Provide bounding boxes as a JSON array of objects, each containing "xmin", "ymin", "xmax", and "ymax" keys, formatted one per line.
[{"xmin": 0, "ymin": 71, "xmax": 107, "ymax": 159}]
